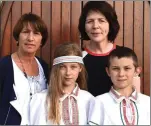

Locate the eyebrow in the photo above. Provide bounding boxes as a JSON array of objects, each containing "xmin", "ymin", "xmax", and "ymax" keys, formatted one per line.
[
  {"xmin": 86, "ymin": 17, "xmax": 105, "ymax": 20},
  {"xmin": 111, "ymin": 65, "xmax": 132, "ymax": 67}
]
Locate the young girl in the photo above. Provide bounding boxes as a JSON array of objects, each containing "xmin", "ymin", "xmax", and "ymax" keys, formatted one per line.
[
  {"xmin": 88, "ymin": 47, "xmax": 150, "ymax": 125},
  {"xmin": 30, "ymin": 42, "xmax": 94, "ymax": 125}
]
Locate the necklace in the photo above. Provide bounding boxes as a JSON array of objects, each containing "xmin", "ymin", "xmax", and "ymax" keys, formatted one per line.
[
  {"xmin": 17, "ymin": 52, "xmax": 32, "ymax": 96},
  {"xmin": 17, "ymin": 52, "xmax": 27, "ymax": 78},
  {"xmin": 120, "ymin": 101, "xmax": 139, "ymax": 125}
]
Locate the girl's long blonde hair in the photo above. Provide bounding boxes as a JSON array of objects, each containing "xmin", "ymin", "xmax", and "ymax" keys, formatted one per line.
[{"xmin": 47, "ymin": 42, "xmax": 87, "ymax": 124}]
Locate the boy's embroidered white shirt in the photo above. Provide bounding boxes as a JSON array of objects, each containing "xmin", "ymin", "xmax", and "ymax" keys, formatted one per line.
[
  {"xmin": 110, "ymin": 87, "xmax": 138, "ymax": 103},
  {"xmin": 88, "ymin": 86, "xmax": 150, "ymax": 125},
  {"xmin": 109, "ymin": 87, "xmax": 138, "ymax": 125}
]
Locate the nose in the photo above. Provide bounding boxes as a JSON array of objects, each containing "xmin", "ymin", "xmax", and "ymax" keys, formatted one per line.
[
  {"xmin": 66, "ymin": 67, "xmax": 71, "ymax": 75},
  {"xmin": 27, "ymin": 32, "xmax": 34, "ymax": 41},
  {"xmin": 119, "ymin": 69, "xmax": 125, "ymax": 76},
  {"xmin": 93, "ymin": 20, "xmax": 99, "ymax": 29}
]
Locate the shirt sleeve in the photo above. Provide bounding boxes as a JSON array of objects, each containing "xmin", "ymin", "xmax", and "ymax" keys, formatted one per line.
[
  {"xmin": 88, "ymin": 97, "xmax": 104, "ymax": 125},
  {"xmin": 0, "ymin": 59, "xmax": 5, "ymax": 102}
]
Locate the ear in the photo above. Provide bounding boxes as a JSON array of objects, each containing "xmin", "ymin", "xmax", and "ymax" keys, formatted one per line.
[
  {"xmin": 106, "ymin": 67, "xmax": 110, "ymax": 77},
  {"xmin": 135, "ymin": 67, "xmax": 142, "ymax": 76},
  {"xmin": 79, "ymin": 65, "xmax": 82, "ymax": 72}
]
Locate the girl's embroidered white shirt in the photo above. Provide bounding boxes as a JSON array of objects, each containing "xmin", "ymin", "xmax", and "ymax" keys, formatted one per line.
[{"xmin": 30, "ymin": 86, "xmax": 93, "ymax": 125}]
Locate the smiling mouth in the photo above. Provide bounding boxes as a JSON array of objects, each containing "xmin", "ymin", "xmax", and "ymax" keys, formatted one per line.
[
  {"xmin": 117, "ymin": 79, "xmax": 127, "ymax": 81},
  {"xmin": 25, "ymin": 44, "xmax": 35, "ymax": 46},
  {"xmin": 92, "ymin": 33, "xmax": 100, "ymax": 34},
  {"xmin": 64, "ymin": 78, "xmax": 73, "ymax": 81},
  {"xmin": 91, "ymin": 33, "xmax": 102, "ymax": 36}
]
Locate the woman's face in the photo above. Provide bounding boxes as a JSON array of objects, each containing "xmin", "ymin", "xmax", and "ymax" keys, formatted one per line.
[
  {"xmin": 18, "ymin": 23, "xmax": 42, "ymax": 54},
  {"xmin": 85, "ymin": 11, "xmax": 109, "ymax": 43}
]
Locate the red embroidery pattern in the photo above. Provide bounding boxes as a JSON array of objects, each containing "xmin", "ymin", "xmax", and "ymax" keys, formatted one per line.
[
  {"xmin": 122, "ymin": 99, "xmax": 135, "ymax": 125},
  {"xmin": 110, "ymin": 87, "xmax": 138, "ymax": 125},
  {"xmin": 62, "ymin": 88, "xmax": 79, "ymax": 125},
  {"xmin": 110, "ymin": 88, "xmax": 122, "ymax": 99}
]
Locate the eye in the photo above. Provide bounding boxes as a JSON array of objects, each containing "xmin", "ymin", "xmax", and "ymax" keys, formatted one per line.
[
  {"xmin": 98, "ymin": 18, "xmax": 107, "ymax": 23},
  {"xmin": 86, "ymin": 20, "xmax": 93, "ymax": 24},
  {"xmin": 112, "ymin": 67, "xmax": 119, "ymax": 71},
  {"xmin": 71, "ymin": 65, "xmax": 78, "ymax": 69},
  {"xmin": 21, "ymin": 30, "xmax": 29, "ymax": 33},
  {"xmin": 34, "ymin": 32, "xmax": 41, "ymax": 35},
  {"xmin": 99, "ymin": 19, "xmax": 104, "ymax": 22},
  {"xmin": 60, "ymin": 64, "xmax": 65, "ymax": 69},
  {"xmin": 125, "ymin": 67, "xmax": 131, "ymax": 71}
]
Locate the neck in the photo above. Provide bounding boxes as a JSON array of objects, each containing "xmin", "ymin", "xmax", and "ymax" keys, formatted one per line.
[
  {"xmin": 17, "ymin": 50, "xmax": 35, "ymax": 64},
  {"xmin": 63, "ymin": 83, "xmax": 76, "ymax": 94},
  {"xmin": 114, "ymin": 85, "xmax": 134, "ymax": 98},
  {"xmin": 88, "ymin": 40, "xmax": 113, "ymax": 54}
]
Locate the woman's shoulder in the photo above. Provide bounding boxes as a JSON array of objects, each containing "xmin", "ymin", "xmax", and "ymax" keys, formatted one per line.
[
  {"xmin": 36, "ymin": 57, "xmax": 48, "ymax": 65},
  {"xmin": 0, "ymin": 55, "xmax": 11, "ymax": 65},
  {"xmin": 0, "ymin": 55, "xmax": 12, "ymax": 73},
  {"xmin": 115, "ymin": 45, "xmax": 122, "ymax": 48},
  {"xmin": 35, "ymin": 56, "xmax": 49, "ymax": 70},
  {"xmin": 82, "ymin": 50, "xmax": 88, "ymax": 58}
]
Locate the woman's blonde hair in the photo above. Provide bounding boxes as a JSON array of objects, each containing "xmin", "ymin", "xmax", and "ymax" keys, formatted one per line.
[{"xmin": 47, "ymin": 42, "xmax": 87, "ymax": 124}]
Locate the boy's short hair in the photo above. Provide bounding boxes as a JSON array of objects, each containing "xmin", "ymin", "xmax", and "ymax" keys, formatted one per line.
[
  {"xmin": 107, "ymin": 47, "xmax": 138, "ymax": 68},
  {"xmin": 78, "ymin": 1, "xmax": 120, "ymax": 42}
]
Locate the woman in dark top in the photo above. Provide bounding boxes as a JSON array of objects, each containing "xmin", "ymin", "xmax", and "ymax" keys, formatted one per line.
[
  {"xmin": 78, "ymin": 1, "xmax": 121, "ymax": 96},
  {"xmin": 0, "ymin": 13, "xmax": 49, "ymax": 125}
]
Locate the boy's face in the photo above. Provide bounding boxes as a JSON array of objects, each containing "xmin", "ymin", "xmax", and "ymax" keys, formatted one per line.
[{"xmin": 106, "ymin": 57, "xmax": 139, "ymax": 90}]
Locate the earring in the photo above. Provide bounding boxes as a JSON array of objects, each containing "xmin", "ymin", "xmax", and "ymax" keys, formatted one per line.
[{"xmin": 16, "ymin": 41, "xmax": 19, "ymax": 46}]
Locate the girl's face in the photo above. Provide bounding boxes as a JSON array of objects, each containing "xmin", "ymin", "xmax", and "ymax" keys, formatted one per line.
[
  {"xmin": 60, "ymin": 62, "xmax": 82, "ymax": 88},
  {"xmin": 106, "ymin": 57, "xmax": 139, "ymax": 91},
  {"xmin": 85, "ymin": 11, "xmax": 109, "ymax": 43},
  {"xmin": 18, "ymin": 23, "xmax": 42, "ymax": 55}
]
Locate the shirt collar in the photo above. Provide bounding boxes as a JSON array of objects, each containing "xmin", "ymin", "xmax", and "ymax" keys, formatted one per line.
[
  {"xmin": 109, "ymin": 86, "xmax": 138, "ymax": 103},
  {"xmin": 59, "ymin": 84, "xmax": 79, "ymax": 102}
]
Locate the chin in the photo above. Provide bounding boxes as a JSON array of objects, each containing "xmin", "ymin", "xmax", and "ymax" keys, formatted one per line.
[
  {"xmin": 116, "ymin": 84, "xmax": 129, "ymax": 89},
  {"xmin": 63, "ymin": 82, "xmax": 73, "ymax": 86},
  {"xmin": 92, "ymin": 38, "xmax": 101, "ymax": 42},
  {"xmin": 92, "ymin": 38, "xmax": 106, "ymax": 43},
  {"xmin": 24, "ymin": 49, "xmax": 35, "ymax": 53}
]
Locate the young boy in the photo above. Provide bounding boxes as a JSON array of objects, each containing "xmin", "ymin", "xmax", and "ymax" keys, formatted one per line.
[{"xmin": 88, "ymin": 47, "xmax": 150, "ymax": 125}]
